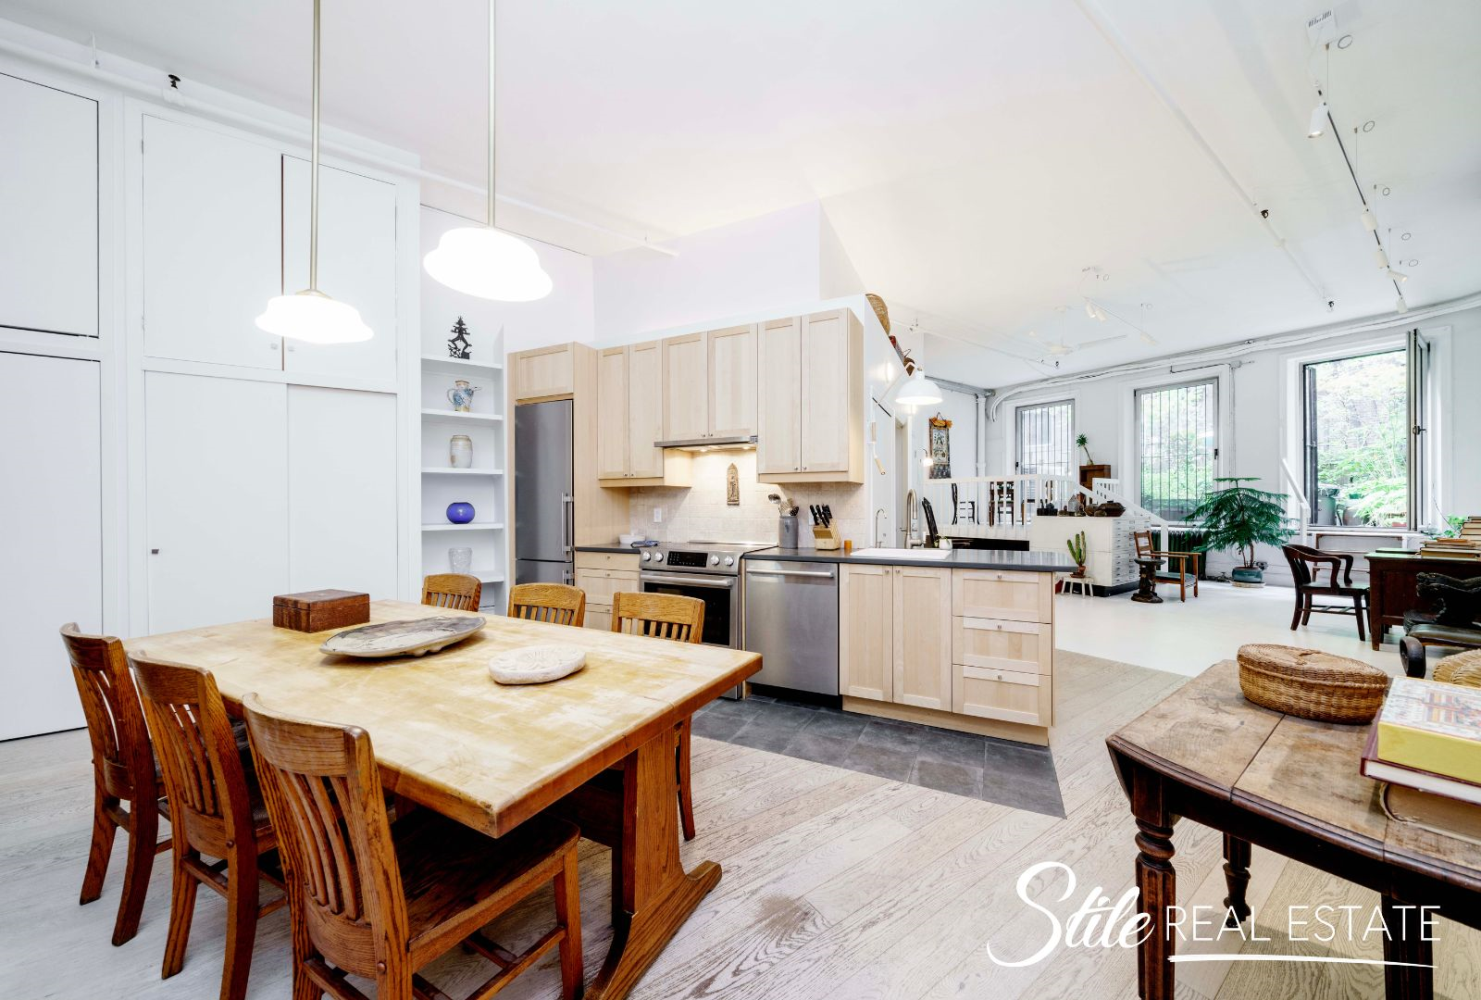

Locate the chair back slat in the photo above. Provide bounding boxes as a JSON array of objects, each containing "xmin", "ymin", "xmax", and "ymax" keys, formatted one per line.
[
  {"xmin": 244, "ymin": 694, "xmax": 406, "ymax": 978},
  {"xmin": 508, "ymin": 583, "xmax": 586, "ymax": 627},
  {"xmin": 60, "ymin": 624, "xmax": 156, "ymax": 802},
  {"xmin": 1132, "ymin": 530, "xmax": 1154, "ymax": 559},
  {"xmin": 131, "ymin": 658, "xmax": 251, "ymax": 855},
  {"xmin": 610, "ymin": 592, "xmax": 705, "ymax": 645},
  {"xmin": 421, "ymin": 574, "xmax": 482, "ymax": 612}
]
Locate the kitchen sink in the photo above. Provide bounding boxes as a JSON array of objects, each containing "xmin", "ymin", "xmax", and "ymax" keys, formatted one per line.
[{"xmin": 850, "ymin": 547, "xmax": 953, "ymax": 560}]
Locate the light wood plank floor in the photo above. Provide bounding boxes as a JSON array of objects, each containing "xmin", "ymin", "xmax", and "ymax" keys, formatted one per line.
[{"xmin": 3, "ymin": 650, "xmax": 1478, "ymax": 999}]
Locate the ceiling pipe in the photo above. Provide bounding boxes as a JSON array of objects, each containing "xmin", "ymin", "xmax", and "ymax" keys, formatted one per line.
[
  {"xmin": 0, "ymin": 32, "xmax": 679, "ymax": 258},
  {"xmin": 1071, "ymin": 0, "xmax": 1328, "ymax": 305}
]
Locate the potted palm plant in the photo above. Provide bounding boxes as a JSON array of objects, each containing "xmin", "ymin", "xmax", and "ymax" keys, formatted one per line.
[{"xmin": 1187, "ymin": 477, "xmax": 1291, "ymax": 587}]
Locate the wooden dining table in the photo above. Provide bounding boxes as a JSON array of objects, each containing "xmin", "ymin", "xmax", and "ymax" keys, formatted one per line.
[{"xmin": 124, "ymin": 599, "xmax": 761, "ymax": 1000}]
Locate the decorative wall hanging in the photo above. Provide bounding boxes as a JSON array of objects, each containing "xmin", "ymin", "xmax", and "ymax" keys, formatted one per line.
[
  {"xmin": 726, "ymin": 463, "xmax": 740, "ymax": 505},
  {"xmin": 928, "ymin": 414, "xmax": 952, "ymax": 480},
  {"xmin": 447, "ymin": 317, "xmax": 473, "ymax": 359}
]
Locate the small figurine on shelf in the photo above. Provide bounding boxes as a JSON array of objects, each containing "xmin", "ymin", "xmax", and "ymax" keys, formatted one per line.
[{"xmin": 447, "ymin": 317, "xmax": 473, "ymax": 360}]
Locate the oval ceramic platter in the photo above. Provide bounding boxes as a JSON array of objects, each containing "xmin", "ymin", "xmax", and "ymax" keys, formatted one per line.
[
  {"xmin": 320, "ymin": 616, "xmax": 486, "ymax": 659},
  {"xmin": 488, "ymin": 644, "xmax": 586, "ymax": 685}
]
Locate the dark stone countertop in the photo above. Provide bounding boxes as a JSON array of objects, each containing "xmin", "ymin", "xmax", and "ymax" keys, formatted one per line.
[{"xmin": 742, "ymin": 547, "xmax": 1077, "ymax": 572}]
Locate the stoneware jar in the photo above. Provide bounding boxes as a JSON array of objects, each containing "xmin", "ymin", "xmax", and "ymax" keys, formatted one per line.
[
  {"xmin": 449, "ymin": 434, "xmax": 473, "ymax": 469},
  {"xmin": 446, "ymin": 501, "xmax": 475, "ymax": 524}
]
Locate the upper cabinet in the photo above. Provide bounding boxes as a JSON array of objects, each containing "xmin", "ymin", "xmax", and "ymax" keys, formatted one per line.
[
  {"xmin": 281, "ymin": 157, "xmax": 398, "ymax": 383},
  {"xmin": 598, "ymin": 341, "xmax": 690, "ymax": 487},
  {"xmin": 511, "ymin": 344, "xmax": 576, "ymax": 402},
  {"xmin": 661, "ymin": 333, "xmax": 708, "ymax": 441},
  {"xmin": 0, "ymin": 74, "xmax": 99, "ymax": 337},
  {"xmin": 142, "ymin": 116, "xmax": 283, "ymax": 368},
  {"xmin": 660, "ymin": 325, "xmax": 757, "ymax": 443},
  {"xmin": 758, "ymin": 309, "xmax": 862, "ymax": 483}
]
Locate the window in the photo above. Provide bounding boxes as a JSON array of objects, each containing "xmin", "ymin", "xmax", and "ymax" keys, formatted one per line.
[
  {"xmin": 1302, "ymin": 348, "xmax": 1409, "ymax": 528},
  {"xmin": 1137, "ymin": 380, "xmax": 1217, "ymax": 522},
  {"xmin": 1015, "ymin": 399, "xmax": 1075, "ymax": 478}
]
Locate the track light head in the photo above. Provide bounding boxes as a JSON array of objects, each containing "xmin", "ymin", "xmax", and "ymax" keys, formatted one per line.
[
  {"xmin": 1140, "ymin": 332, "xmax": 1157, "ymax": 346},
  {"xmin": 1375, "ymin": 248, "xmax": 1389, "ymax": 269},
  {"xmin": 1360, "ymin": 207, "xmax": 1378, "ymax": 232},
  {"xmin": 1084, "ymin": 300, "xmax": 1096, "ymax": 319},
  {"xmin": 1387, "ymin": 268, "xmax": 1408, "ymax": 283},
  {"xmin": 1395, "ymin": 297, "xmax": 1409, "ymax": 314},
  {"xmin": 1307, "ymin": 100, "xmax": 1328, "ymax": 138}
]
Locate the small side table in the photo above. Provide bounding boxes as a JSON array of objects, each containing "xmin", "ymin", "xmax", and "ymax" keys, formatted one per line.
[
  {"xmin": 1063, "ymin": 574, "xmax": 1094, "ymax": 598},
  {"xmin": 1133, "ymin": 557, "xmax": 1163, "ymax": 604}
]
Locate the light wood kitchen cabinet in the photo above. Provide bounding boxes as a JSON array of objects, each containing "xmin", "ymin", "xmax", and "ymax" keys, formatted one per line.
[
  {"xmin": 662, "ymin": 333, "xmax": 708, "ymax": 441},
  {"xmin": 574, "ymin": 551, "xmax": 639, "ymax": 632},
  {"xmin": 707, "ymin": 324, "xmax": 757, "ymax": 438},
  {"xmin": 597, "ymin": 341, "xmax": 690, "ymax": 487},
  {"xmin": 953, "ymin": 568, "xmax": 1053, "ymax": 622},
  {"xmin": 757, "ymin": 309, "xmax": 863, "ymax": 483},
  {"xmin": 839, "ymin": 564, "xmax": 892, "ymax": 702},
  {"xmin": 892, "ymin": 566, "xmax": 953, "ymax": 711},
  {"xmin": 510, "ymin": 344, "xmax": 575, "ymax": 402}
]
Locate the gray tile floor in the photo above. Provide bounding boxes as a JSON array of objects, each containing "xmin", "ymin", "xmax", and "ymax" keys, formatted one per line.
[{"xmin": 693, "ymin": 693, "xmax": 1065, "ymax": 818}]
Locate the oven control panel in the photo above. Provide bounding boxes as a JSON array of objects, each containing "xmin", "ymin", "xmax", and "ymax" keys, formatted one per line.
[{"xmin": 664, "ymin": 550, "xmax": 709, "ymax": 569}]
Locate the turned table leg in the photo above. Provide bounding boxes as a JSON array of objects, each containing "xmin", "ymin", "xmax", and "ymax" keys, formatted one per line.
[
  {"xmin": 1380, "ymin": 894, "xmax": 1434, "ymax": 1000},
  {"xmin": 1221, "ymin": 834, "xmax": 1252, "ymax": 928},
  {"xmin": 1135, "ymin": 818, "xmax": 1176, "ymax": 999}
]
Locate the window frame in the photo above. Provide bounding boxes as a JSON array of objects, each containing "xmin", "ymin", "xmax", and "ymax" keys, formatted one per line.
[
  {"xmin": 1134, "ymin": 377, "xmax": 1220, "ymax": 524},
  {"xmin": 1013, "ymin": 398, "xmax": 1076, "ymax": 480}
]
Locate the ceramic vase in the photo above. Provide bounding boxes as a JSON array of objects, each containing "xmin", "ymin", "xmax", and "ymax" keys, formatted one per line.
[
  {"xmin": 446, "ymin": 501, "xmax": 475, "ymax": 524},
  {"xmin": 449, "ymin": 434, "xmax": 473, "ymax": 469}
]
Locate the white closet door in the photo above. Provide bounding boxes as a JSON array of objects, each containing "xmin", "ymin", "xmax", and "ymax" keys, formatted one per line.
[
  {"xmin": 287, "ymin": 385, "xmax": 398, "ymax": 598},
  {"xmin": 146, "ymin": 373, "xmax": 288, "ymax": 632},
  {"xmin": 282, "ymin": 158, "xmax": 398, "ymax": 382},
  {"xmin": 142, "ymin": 117, "xmax": 282, "ymax": 368},
  {"xmin": 0, "ymin": 353, "xmax": 102, "ymax": 738},
  {"xmin": 0, "ymin": 74, "xmax": 98, "ymax": 337}
]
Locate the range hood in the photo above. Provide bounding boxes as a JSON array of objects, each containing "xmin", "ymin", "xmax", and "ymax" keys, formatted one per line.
[{"xmin": 653, "ymin": 434, "xmax": 757, "ymax": 451}]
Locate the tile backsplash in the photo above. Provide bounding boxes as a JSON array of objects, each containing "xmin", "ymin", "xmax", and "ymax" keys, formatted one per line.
[{"xmin": 627, "ymin": 450, "xmax": 869, "ymax": 548}]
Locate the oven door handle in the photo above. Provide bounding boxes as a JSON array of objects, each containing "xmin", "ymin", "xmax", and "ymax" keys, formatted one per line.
[{"xmin": 640, "ymin": 572, "xmax": 736, "ymax": 589}]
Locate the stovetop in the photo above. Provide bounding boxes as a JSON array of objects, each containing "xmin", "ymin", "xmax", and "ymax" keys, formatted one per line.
[{"xmin": 638, "ymin": 539, "xmax": 775, "ymax": 574}]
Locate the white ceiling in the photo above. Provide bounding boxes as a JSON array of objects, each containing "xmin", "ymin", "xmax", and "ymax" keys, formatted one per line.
[{"xmin": 5, "ymin": 0, "xmax": 1480, "ymax": 384}]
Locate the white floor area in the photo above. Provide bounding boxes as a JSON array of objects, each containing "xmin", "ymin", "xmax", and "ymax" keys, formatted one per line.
[{"xmin": 1054, "ymin": 580, "xmax": 1398, "ymax": 677}]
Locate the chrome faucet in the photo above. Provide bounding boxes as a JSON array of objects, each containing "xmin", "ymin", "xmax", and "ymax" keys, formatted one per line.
[
  {"xmin": 903, "ymin": 489, "xmax": 921, "ymax": 547},
  {"xmin": 875, "ymin": 507, "xmax": 888, "ymax": 547}
]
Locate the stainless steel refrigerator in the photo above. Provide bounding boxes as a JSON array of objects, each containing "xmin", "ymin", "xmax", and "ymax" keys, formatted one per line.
[{"xmin": 514, "ymin": 400, "xmax": 575, "ymax": 585}]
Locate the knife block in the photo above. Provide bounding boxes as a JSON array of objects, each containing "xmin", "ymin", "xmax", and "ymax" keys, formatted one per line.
[{"xmin": 811, "ymin": 523, "xmax": 843, "ymax": 551}]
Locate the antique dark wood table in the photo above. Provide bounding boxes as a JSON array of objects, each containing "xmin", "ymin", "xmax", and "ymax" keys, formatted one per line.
[
  {"xmin": 1365, "ymin": 551, "xmax": 1481, "ymax": 650},
  {"xmin": 1107, "ymin": 662, "xmax": 1481, "ymax": 1000}
]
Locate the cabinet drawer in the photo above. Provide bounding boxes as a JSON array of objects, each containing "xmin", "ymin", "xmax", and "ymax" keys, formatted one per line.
[
  {"xmin": 953, "ymin": 618, "xmax": 1052, "ymax": 675},
  {"xmin": 574, "ymin": 551, "xmax": 641, "ymax": 572},
  {"xmin": 584, "ymin": 607, "xmax": 613, "ymax": 632},
  {"xmin": 952, "ymin": 665, "xmax": 1052, "ymax": 727},
  {"xmin": 953, "ymin": 569, "xmax": 1052, "ymax": 622},
  {"xmin": 574, "ymin": 569, "xmax": 638, "ymax": 608}
]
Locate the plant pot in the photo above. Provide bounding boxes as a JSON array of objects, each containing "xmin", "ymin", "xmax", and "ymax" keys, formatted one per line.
[
  {"xmin": 1231, "ymin": 566, "xmax": 1264, "ymax": 588},
  {"xmin": 1072, "ymin": 566, "xmax": 1087, "ymax": 578}
]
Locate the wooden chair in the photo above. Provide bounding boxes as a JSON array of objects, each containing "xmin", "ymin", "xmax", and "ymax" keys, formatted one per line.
[
  {"xmin": 1133, "ymin": 530, "xmax": 1200, "ymax": 602},
  {"xmin": 1282, "ymin": 544, "xmax": 1368, "ymax": 641},
  {"xmin": 508, "ymin": 582, "xmax": 586, "ymax": 627},
  {"xmin": 59, "ymin": 623, "xmax": 171, "ymax": 946},
  {"xmin": 242, "ymin": 694, "xmax": 583, "ymax": 1000},
  {"xmin": 421, "ymin": 573, "xmax": 482, "ymax": 612},
  {"xmin": 131, "ymin": 657, "xmax": 286, "ymax": 1000},
  {"xmin": 611, "ymin": 592, "xmax": 705, "ymax": 841}
]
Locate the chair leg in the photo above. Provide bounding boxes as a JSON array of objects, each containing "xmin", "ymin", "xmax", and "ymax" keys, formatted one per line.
[
  {"xmin": 1354, "ymin": 597, "xmax": 1367, "ymax": 642},
  {"xmin": 161, "ymin": 851, "xmax": 200, "ymax": 978},
  {"xmin": 677, "ymin": 719, "xmax": 696, "ymax": 842},
  {"xmin": 1289, "ymin": 592, "xmax": 1303, "ymax": 631},
  {"xmin": 81, "ymin": 787, "xmax": 117, "ymax": 905},
  {"xmin": 220, "ymin": 851, "xmax": 260, "ymax": 1000},
  {"xmin": 1301, "ymin": 595, "xmax": 1313, "ymax": 626},
  {"xmin": 114, "ymin": 799, "xmax": 159, "ymax": 946},
  {"xmin": 288, "ymin": 897, "xmax": 323, "ymax": 1000},
  {"xmin": 553, "ymin": 848, "xmax": 584, "ymax": 1000}
]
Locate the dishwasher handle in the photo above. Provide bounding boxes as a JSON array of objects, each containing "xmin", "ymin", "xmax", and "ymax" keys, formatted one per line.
[{"xmin": 746, "ymin": 569, "xmax": 836, "ymax": 580}]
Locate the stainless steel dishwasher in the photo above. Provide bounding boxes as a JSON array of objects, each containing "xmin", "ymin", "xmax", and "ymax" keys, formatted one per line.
[{"xmin": 743, "ymin": 559, "xmax": 839, "ymax": 696}]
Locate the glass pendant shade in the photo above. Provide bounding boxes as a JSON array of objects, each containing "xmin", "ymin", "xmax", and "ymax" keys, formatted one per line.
[
  {"xmin": 423, "ymin": 226, "xmax": 553, "ymax": 301},
  {"xmin": 895, "ymin": 370, "xmax": 944, "ymax": 406},
  {"xmin": 256, "ymin": 289, "xmax": 372, "ymax": 344}
]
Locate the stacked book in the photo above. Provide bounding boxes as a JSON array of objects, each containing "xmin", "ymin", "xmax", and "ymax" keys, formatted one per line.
[
  {"xmin": 1417, "ymin": 535, "xmax": 1481, "ymax": 560},
  {"xmin": 1362, "ymin": 678, "xmax": 1481, "ymax": 844}
]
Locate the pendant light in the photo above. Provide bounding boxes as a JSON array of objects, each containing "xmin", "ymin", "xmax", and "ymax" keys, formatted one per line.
[
  {"xmin": 256, "ymin": 0, "xmax": 372, "ymax": 344},
  {"xmin": 895, "ymin": 370, "xmax": 944, "ymax": 407},
  {"xmin": 423, "ymin": 0, "xmax": 552, "ymax": 301}
]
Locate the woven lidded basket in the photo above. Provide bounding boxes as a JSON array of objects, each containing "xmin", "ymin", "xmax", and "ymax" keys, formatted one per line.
[
  {"xmin": 1237, "ymin": 644, "xmax": 1390, "ymax": 724},
  {"xmin": 1436, "ymin": 648, "xmax": 1481, "ymax": 689}
]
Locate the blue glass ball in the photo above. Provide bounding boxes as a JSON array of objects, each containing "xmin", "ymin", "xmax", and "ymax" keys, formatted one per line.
[{"xmin": 446, "ymin": 501, "xmax": 475, "ymax": 524}]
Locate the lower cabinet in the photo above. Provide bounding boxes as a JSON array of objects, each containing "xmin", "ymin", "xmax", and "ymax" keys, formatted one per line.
[
  {"xmin": 839, "ymin": 564, "xmax": 893, "ymax": 701},
  {"xmin": 574, "ymin": 552, "xmax": 640, "ymax": 630},
  {"xmin": 840, "ymin": 564, "xmax": 951, "ymax": 709}
]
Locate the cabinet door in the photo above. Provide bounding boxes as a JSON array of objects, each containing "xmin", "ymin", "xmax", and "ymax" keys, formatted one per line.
[
  {"xmin": 145, "ymin": 373, "xmax": 288, "ymax": 633},
  {"xmin": 511, "ymin": 345, "xmax": 574, "ymax": 402},
  {"xmin": 839, "ymin": 564, "xmax": 892, "ymax": 702},
  {"xmin": 0, "ymin": 75, "xmax": 98, "ymax": 337},
  {"xmin": 953, "ymin": 569, "xmax": 1053, "ymax": 622},
  {"xmin": 282, "ymin": 158, "xmax": 398, "ymax": 382},
  {"xmin": 708, "ymin": 324, "xmax": 757, "ymax": 438},
  {"xmin": 892, "ymin": 566, "xmax": 953, "ymax": 711},
  {"xmin": 756, "ymin": 317, "xmax": 801, "ymax": 475},
  {"xmin": 0, "ymin": 353, "xmax": 102, "ymax": 739},
  {"xmin": 800, "ymin": 310, "xmax": 850, "ymax": 473},
  {"xmin": 662, "ymin": 333, "xmax": 707, "ymax": 441},
  {"xmin": 628, "ymin": 340, "xmax": 665, "ymax": 478},
  {"xmin": 142, "ymin": 117, "xmax": 282, "ymax": 368},
  {"xmin": 287, "ymin": 386, "xmax": 398, "ymax": 598},
  {"xmin": 596, "ymin": 346, "xmax": 629, "ymax": 480}
]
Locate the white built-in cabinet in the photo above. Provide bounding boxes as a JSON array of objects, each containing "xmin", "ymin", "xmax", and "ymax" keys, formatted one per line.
[
  {"xmin": 145, "ymin": 373, "xmax": 398, "ymax": 633},
  {"xmin": 0, "ymin": 353, "xmax": 103, "ymax": 739},
  {"xmin": 0, "ymin": 74, "xmax": 99, "ymax": 337}
]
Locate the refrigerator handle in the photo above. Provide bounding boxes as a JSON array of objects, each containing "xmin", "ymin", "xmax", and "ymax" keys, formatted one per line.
[{"xmin": 561, "ymin": 492, "xmax": 575, "ymax": 558}]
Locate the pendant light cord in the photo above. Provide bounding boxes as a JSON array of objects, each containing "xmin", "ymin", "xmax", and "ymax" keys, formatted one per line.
[
  {"xmin": 309, "ymin": 0, "xmax": 321, "ymax": 291},
  {"xmin": 487, "ymin": 0, "xmax": 497, "ymax": 230}
]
